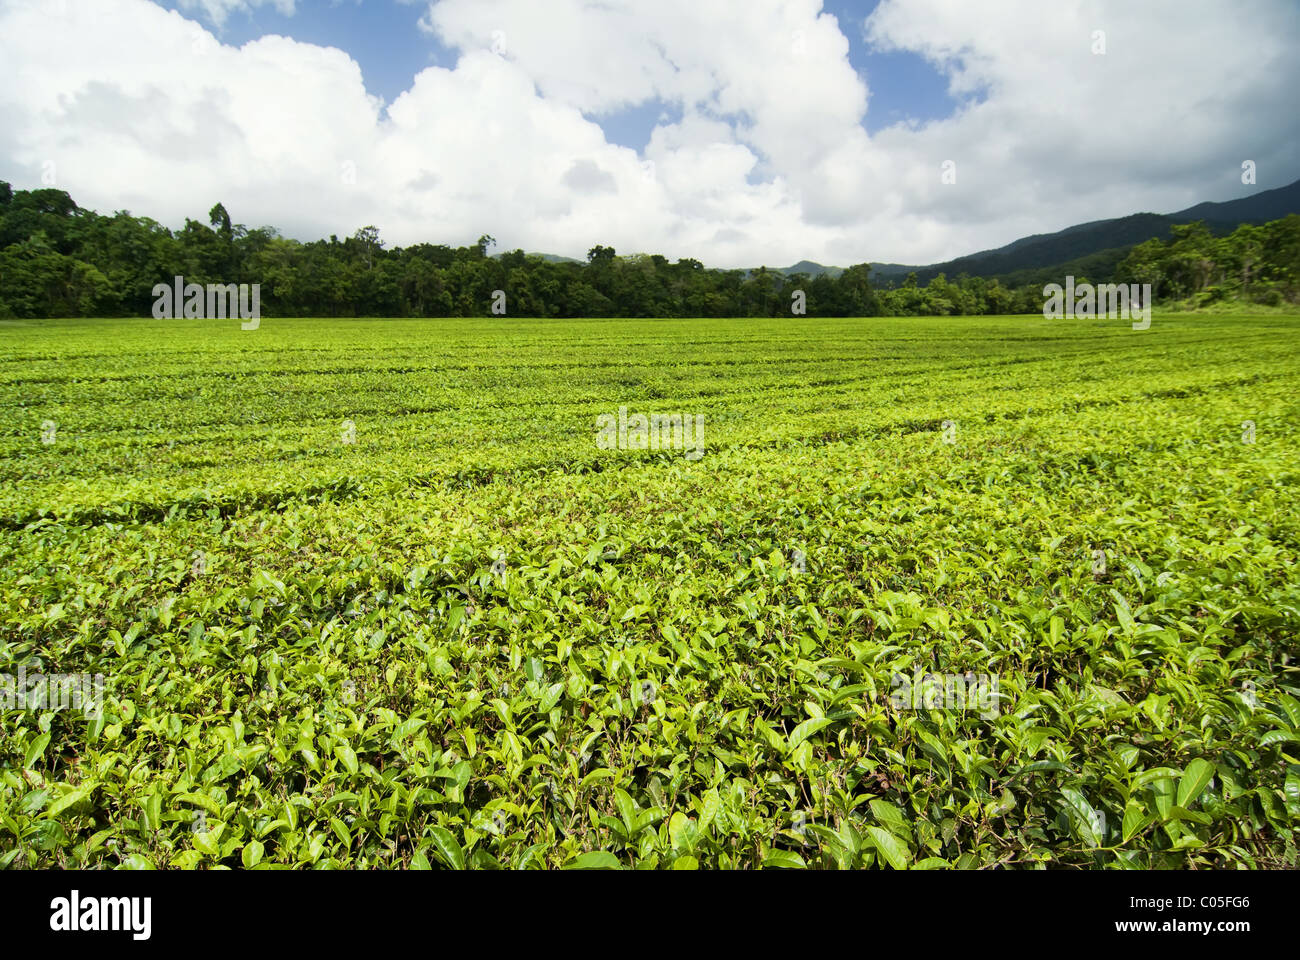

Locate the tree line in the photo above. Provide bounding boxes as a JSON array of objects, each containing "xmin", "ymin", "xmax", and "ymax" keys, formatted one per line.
[
  {"xmin": 1116, "ymin": 217, "xmax": 1300, "ymax": 307},
  {"xmin": 1, "ymin": 181, "xmax": 1296, "ymax": 319}
]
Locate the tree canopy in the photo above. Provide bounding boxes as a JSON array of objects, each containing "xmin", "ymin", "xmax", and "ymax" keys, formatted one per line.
[{"xmin": 0, "ymin": 181, "xmax": 1295, "ymax": 319}]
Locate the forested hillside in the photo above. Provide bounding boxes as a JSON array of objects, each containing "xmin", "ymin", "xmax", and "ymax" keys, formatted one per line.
[{"xmin": 869, "ymin": 178, "xmax": 1300, "ymax": 285}]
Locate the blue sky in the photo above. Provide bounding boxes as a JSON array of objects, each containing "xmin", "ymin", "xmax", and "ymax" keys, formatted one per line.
[{"xmin": 155, "ymin": 0, "xmax": 965, "ymax": 148}]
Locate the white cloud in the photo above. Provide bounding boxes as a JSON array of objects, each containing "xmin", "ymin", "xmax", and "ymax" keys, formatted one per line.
[{"xmin": 0, "ymin": 0, "xmax": 1297, "ymax": 268}]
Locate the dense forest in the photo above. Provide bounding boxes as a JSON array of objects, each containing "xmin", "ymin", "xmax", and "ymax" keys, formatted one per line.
[{"xmin": 1, "ymin": 181, "xmax": 1297, "ymax": 319}]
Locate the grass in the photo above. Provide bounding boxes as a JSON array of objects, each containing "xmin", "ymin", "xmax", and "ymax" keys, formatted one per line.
[{"xmin": 1, "ymin": 312, "xmax": 1297, "ymax": 869}]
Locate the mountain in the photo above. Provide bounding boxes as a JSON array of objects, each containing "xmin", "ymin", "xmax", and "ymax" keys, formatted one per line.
[
  {"xmin": 502, "ymin": 252, "xmax": 582, "ymax": 264},
  {"xmin": 866, "ymin": 177, "xmax": 1300, "ymax": 285},
  {"xmin": 774, "ymin": 260, "xmax": 844, "ymax": 279},
  {"xmin": 513, "ymin": 177, "xmax": 1300, "ymax": 286}
]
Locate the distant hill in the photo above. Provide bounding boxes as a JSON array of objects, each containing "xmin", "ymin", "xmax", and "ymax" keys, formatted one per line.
[
  {"xmin": 506, "ymin": 252, "xmax": 582, "ymax": 264},
  {"xmin": 514, "ymin": 177, "xmax": 1300, "ymax": 286},
  {"xmin": 867, "ymin": 177, "xmax": 1300, "ymax": 285},
  {"xmin": 774, "ymin": 260, "xmax": 844, "ymax": 279}
]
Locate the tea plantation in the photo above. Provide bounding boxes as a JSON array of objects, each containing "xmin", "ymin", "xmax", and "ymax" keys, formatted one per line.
[{"xmin": 1, "ymin": 312, "xmax": 1297, "ymax": 869}]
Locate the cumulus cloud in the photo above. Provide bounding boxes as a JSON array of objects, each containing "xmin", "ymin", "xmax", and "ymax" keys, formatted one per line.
[{"xmin": 0, "ymin": 0, "xmax": 1297, "ymax": 267}]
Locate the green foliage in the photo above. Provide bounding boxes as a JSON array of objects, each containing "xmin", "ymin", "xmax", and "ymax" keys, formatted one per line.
[
  {"xmin": 3, "ymin": 184, "xmax": 1298, "ymax": 320},
  {"xmin": 1118, "ymin": 216, "xmax": 1300, "ymax": 305},
  {"xmin": 0, "ymin": 313, "xmax": 1297, "ymax": 869}
]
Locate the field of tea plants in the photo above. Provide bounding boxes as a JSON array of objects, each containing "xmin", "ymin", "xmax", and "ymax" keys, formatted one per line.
[{"xmin": 1, "ymin": 312, "xmax": 1298, "ymax": 870}]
